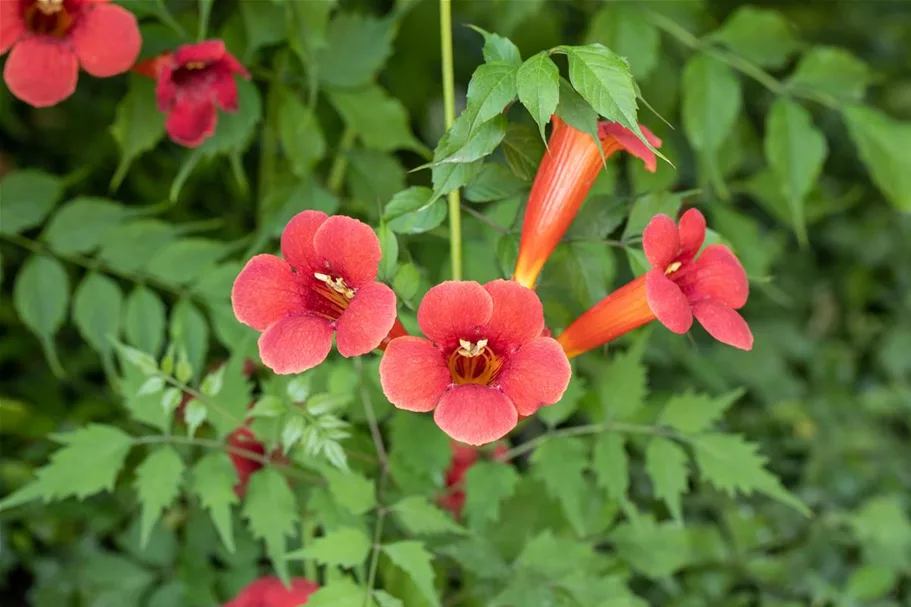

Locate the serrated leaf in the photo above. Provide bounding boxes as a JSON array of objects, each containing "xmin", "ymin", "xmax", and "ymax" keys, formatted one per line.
[
  {"xmin": 597, "ymin": 339, "xmax": 648, "ymax": 421},
  {"xmin": 388, "ymin": 414, "xmax": 452, "ymax": 493},
  {"xmin": 0, "ymin": 424, "xmax": 133, "ymax": 510},
  {"xmin": 124, "ymin": 286, "xmax": 167, "ymax": 356},
  {"xmin": 709, "ymin": 7, "xmax": 801, "ymax": 69},
  {"xmin": 464, "ymin": 162, "xmax": 526, "ymax": 203},
  {"xmin": 434, "ymin": 113, "xmax": 508, "ymax": 166},
  {"xmin": 376, "ymin": 224, "xmax": 398, "ymax": 282},
  {"xmin": 285, "ymin": 526, "xmax": 370, "ymax": 567},
  {"xmin": 391, "ymin": 496, "xmax": 465, "ymax": 536},
  {"xmin": 382, "ymin": 541, "xmax": 440, "ymax": 607},
  {"xmin": 610, "ymin": 515, "xmax": 692, "ymax": 578},
  {"xmin": 279, "ymin": 90, "xmax": 326, "ymax": 178},
  {"xmin": 645, "ymin": 438, "xmax": 688, "ymax": 523},
  {"xmin": 385, "ymin": 186, "xmax": 447, "ymax": 234},
  {"xmin": 43, "ymin": 197, "xmax": 128, "ymax": 255},
  {"xmin": 169, "ymin": 299, "xmax": 209, "ymax": 382},
  {"xmin": 470, "ymin": 25, "xmax": 521, "ymax": 65},
  {"xmin": 318, "ymin": 13, "xmax": 394, "ymax": 89},
  {"xmin": 243, "ymin": 467, "xmax": 297, "ymax": 574},
  {"xmin": 516, "ymin": 51, "xmax": 559, "ymax": 141},
  {"xmin": 682, "ymin": 54, "xmax": 742, "ymax": 154},
  {"xmin": 462, "ymin": 461, "xmax": 519, "ymax": 529},
  {"xmin": 584, "ymin": 4, "xmax": 660, "ymax": 80},
  {"xmin": 764, "ymin": 98, "xmax": 828, "ymax": 241},
  {"xmin": 842, "ymin": 105, "xmax": 911, "ymax": 211},
  {"xmin": 530, "ymin": 437, "xmax": 587, "ymax": 535},
  {"xmin": 787, "ymin": 46, "xmax": 871, "ymax": 103},
  {"xmin": 72, "ymin": 272, "xmax": 123, "ymax": 355},
  {"xmin": 111, "ymin": 74, "xmax": 166, "ymax": 189},
  {"xmin": 329, "ymin": 85, "xmax": 422, "ymax": 152},
  {"xmin": 13, "ymin": 254, "xmax": 69, "ymax": 373},
  {"xmin": 693, "ymin": 433, "xmax": 809, "ymax": 515},
  {"xmin": 466, "ymin": 61, "xmax": 518, "ymax": 128},
  {"xmin": 305, "ymin": 578, "xmax": 369, "ymax": 607},
  {"xmin": 0, "ymin": 170, "xmax": 62, "ymax": 235},
  {"xmin": 324, "ymin": 468, "xmax": 376, "ymax": 515},
  {"xmin": 658, "ymin": 389, "xmax": 743, "ymax": 434},
  {"xmin": 134, "ymin": 446, "xmax": 184, "ymax": 547},
  {"xmin": 146, "ymin": 238, "xmax": 227, "ymax": 285},
  {"xmin": 431, "ymin": 158, "xmax": 483, "ymax": 200},
  {"xmin": 516, "ymin": 529, "xmax": 599, "ymax": 580},
  {"xmin": 555, "ymin": 78, "xmax": 601, "ymax": 152},
  {"xmin": 592, "ymin": 433, "xmax": 629, "ymax": 505}
]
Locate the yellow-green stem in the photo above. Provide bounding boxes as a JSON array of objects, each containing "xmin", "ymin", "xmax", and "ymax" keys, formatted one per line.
[{"xmin": 439, "ymin": 0, "xmax": 462, "ymax": 280}]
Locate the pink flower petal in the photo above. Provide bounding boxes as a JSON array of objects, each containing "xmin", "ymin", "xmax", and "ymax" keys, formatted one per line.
[
  {"xmin": 224, "ymin": 576, "xmax": 319, "ymax": 607},
  {"xmin": 691, "ymin": 299, "xmax": 754, "ymax": 350},
  {"xmin": 70, "ymin": 3, "xmax": 141, "ymax": 77},
  {"xmin": 3, "ymin": 37, "xmax": 78, "ymax": 107},
  {"xmin": 226, "ymin": 426, "xmax": 264, "ymax": 498},
  {"xmin": 379, "ymin": 337, "xmax": 450, "ymax": 412},
  {"xmin": 165, "ymin": 95, "xmax": 217, "ymax": 147},
  {"xmin": 645, "ymin": 269, "xmax": 693, "ymax": 334},
  {"xmin": 483, "ymin": 279, "xmax": 544, "ymax": 351},
  {"xmin": 280, "ymin": 210, "xmax": 329, "ymax": 272},
  {"xmin": 258, "ymin": 314, "xmax": 334, "ymax": 375},
  {"xmin": 211, "ymin": 68, "xmax": 240, "ymax": 111},
  {"xmin": 433, "ymin": 385, "xmax": 518, "ymax": 446},
  {"xmin": 312, "ymin": 215, "xmax": 382, "ymax": 288},
  {"xmin": 599, "ymin": 122, "xmax": 662, "ymax": 173},
  {"xmin": 496, "ymin": 337, "xmax": 571, "ymax": 416},
  {"xmin": 417, "ymin": 281, "xmax": 493, "ymax": 349},
  {"xmin": 642, "ymin": 213, "xmax": 680, "ymax": 269},
  {"xmin": 335, "ymin": 282, "xmax": 397, "ymax": 357},
  {"xmin": 677, "ymin": 208, "xmax": 706, "ymax": 262},
  {"xmin": 0, "ymin": 1, "xmax": 25, "ymax": 55},
  {"xmin": 174, "ymin": 39, "xmax": 226, "ymax": 65},
  {"xmin": 231, "ymin": 254, "xmax": 303, "ymax": 332},
  {"xmin": 676, "ymin": 245, "xmax": 749, "ymax": 309}
]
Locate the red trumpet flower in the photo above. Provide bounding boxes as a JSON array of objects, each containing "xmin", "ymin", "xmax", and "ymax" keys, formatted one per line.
[
  {"xmin": 513, "ymin": 116, "xmax": 662, "ymax": 289},
  {"xmin": 557, "ymin": 209, "xmax": 753, "ymax": 355},
  {"xmin": 224, "ymin": 576, "xmax": 318, "ymax": 607}
]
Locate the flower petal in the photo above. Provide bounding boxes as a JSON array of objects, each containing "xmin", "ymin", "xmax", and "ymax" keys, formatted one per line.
[
  {"xmin": 226, "ymin": 426, "xmax": 264, "ymax": 498},
  {"xmin": 231, "ymin": 254, "xmax": 303, "ymax": 331},
  {"xmin": 258, "ymin": 315, "xmax": 333, "ymax": 375},
  {"xmin": 599, "ymin": 122, "xmax": 662, "ymax": 172},
  {"xmin": 496, "ymin": 337, "xmax": 571, "ymax": 416},
  {"xmin": 174, "ymin": 39, "xmax": 226, "ymax": 65},
  {"xmin": 70, "ymin": 3, "xmax": 141, "ymax": 77},
  {"xmin": 417, "ymin": 281, "xmax": 493, "ymax": 349},
  {"xmin": 483, "ymin": 279, "xmax": 544, "ymax": 350},
  {"xmin": 433, "ymin": 385, "xmax": 518, "ymax": 446},
  {"xmin": 3, "ymin": 37, "xmax": 78, "ymax": 107},
  {"xmin": 225, "ymin": 577, "xmax": 319, "ymax": 607},
  {"xmin": 165, "ymin": 96, "xmax": 217, "ymax": 147},
  {"xmin": 379, "ymin": 337, "xmax": 450, "ymax": 412},
  {"xmin": 280, "ymin": 210, "xmax": 329, "ymax": 272},
  {"xmin": 336, "ymin": 282, "xmax": 398, "ymax": 357},
  {"xmin": 677, "ymin": 245, "xmax": 749, "ymax": 309},
  {"xmin": 642, "ymin": 213, "xmax": 680, "ymax": 269},
  {"xmin": 677, "ymin": 208, "xmax": 706, "ymax": 262},
  {"xmin": 691, "ymin": 299, "xmax": 754, "ymax": 350},
  {"xmin": 211, "ymin": 68, "xmax": 240, "ymax": 111},
  {"xmin": 645, "ymin": 269, "xmax": 693, "ymax": 334},
  {"xmin": 312, "ymin": 215, "xmax": 382, "ymax": 288},
  {"xmin": 0, "ymin": 1, "xmax": 25, "ymax": 55}
]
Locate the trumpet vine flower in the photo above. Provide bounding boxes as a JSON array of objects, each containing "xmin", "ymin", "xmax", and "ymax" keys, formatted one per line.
[{"xmin": 224, "ymin": 576, "xmax": 318, "ymax": 607}]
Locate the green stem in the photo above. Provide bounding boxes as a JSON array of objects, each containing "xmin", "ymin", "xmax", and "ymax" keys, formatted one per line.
[
  {"xmin": 327, "ymin": 127, "xmax": 358, "ymax": 196},
  {"xmin": 502, "ymin": 421, "xmax": 686, "ymax": 461},
  {"xmin": 439, "ymin": 0, "xmax": 462, "ymax": 280}
]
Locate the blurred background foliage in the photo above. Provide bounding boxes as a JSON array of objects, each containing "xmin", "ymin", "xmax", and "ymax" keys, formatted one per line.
[{"xmin": 1, "ymin": 0, "xmax": 910, "ymax": 605}]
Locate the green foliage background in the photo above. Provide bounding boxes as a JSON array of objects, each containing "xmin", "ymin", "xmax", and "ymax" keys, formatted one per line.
[{"xmin": 1, "ymin": 0, "xmax": 910, "ymax": 605}]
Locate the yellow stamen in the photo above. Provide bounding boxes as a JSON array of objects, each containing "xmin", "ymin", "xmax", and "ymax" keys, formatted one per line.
[
  {"xmin": 665, "ymin": 261, "xmax": 682, "ymax": 275},
  {"xmin": 185, "ymin": 61, "xmax": 207, "ymax": 70},
  {"xmin": 36, "ymin": 0, "xmax": 63, "ymax": 15},
  {"xmin": 456, "ymin": 338, "xmax": 488, "ymax": 358},
  {"xmin": 314, "ymin": 272, "xmax": 355, "ymax": 300},
  {"xmin": 448, "ymin": 340, "xmax": 501, "ymax": 386}
]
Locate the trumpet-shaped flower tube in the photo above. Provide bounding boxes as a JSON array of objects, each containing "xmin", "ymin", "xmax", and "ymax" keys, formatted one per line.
[
  {"xmin": 513, "ymin": 116, "xmax": 663, "ymax": 289},
  {"xmin": 557, "ymin": 209, "xmax": 753, "ymax": 355}
]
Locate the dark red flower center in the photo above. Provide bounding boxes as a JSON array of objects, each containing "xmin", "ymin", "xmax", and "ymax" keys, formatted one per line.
[
  {"xmin": 308, "ymin": 272, "xmax": 354, "ymax": 321},
  {"xmin": 24, "ymin": 0, "xmax": 73, "ymax": 37},
  {"xmin": 447, "ymin": 339, "xmax": 503, "ymax": 386},
  {"xmin": 171, "ymin": 61, "xmax": 216, "ymax": 89}
]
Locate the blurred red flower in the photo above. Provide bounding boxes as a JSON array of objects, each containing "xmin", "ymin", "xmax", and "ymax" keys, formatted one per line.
[
  {"xmin": 557, "ymin": 209, "xmax": 753, "ymax": 356},
  {"xmin": 513, "ymin": 115, "xmax": 662, "ymax": 289},
  {"xmin": 379, "ymin": 280, "xmax": 571, "ymax": 445},
  {"xmin": 232, "ymin": 211, "xmax": 397, "ymax": 375},
  {"xmin": 440, "ymin": 441, "xmax": 508, "ymax": 518},
  {"xmin": 1, "ymin": 0, "xmax": 141, "ymax": 107},
  {"xmin": 223, "ymin": 576, "xmax": 318, "ymax": 607}
]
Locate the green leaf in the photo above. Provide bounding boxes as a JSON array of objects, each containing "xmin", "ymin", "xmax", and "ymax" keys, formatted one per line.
[
  {"xmin": 516, "ymin": 51, "xmax": 560, "ymax": 141},
  {"xmin": 0, "ymin": 424, "xmax": 132, "ymax": 511},
  {"xmin": 388, "ymin": 414, "xmax": 452, "ymax": 493},
  {"xmin": 610, "ymin": 515, "xmax": 692, "ymax": 578},
  {"xmin": 305, "ymin": 578, "xmax": 370, "ymax": 607},
  {"xmin": 13, "ymin": 254, "xmax": 69, "ymax": 373},
  {"xmin": 278, "ymin": 90, "xmax": 326, "ymax": 177},
  {"xmin": 382, "ymin": 541, "xmax": 440, "ymax": 607},
  {"xmin": 239, "ymin": 0, "xmax": 286, "ymax": 58},
  {"xmin": 842, "ymin": 105, "xmax": 911, "ymax": 211},
  {"xmin": 622, "ymin": 190, "xmax": 685, "ymax": 240},
  {"xmin": 434, "ymin": 113, "xmax": 508, "ymax": 166},
  {"xmin": 0, "ymin": 170, "xmax": 62, "ymax": 235},
  {"xmin": 329, "ymin": 85, "xmax": 422, "ymax": 152},
  {"xmin": 318, "ymin": 13, "xmax": 394, "ymax": 89},
  {"xmin": 196, "ymin": 79, "xmax": 262, "ymax": 154},
  {"xmin": 391, "ymin": 496, "xmax": 466, "ymax": 536},
  {"xmin": 501, "ymin": 122, "xmax": 546, "ymax": 181},
  {"xmin": 693, "ymin": 433, "xmax": 809, "ymax": 515},
  {"xmin": 709, "ymin": 7, "xmax": 802, "ymax": 69},
  {"xmin": 465, "ymin": 60, "xmax": 518, "ymax": 126},
  {"xmin": 286, "ymin": 526, "xmax": 371, "ymax": 567},
  {"xmin": 596, "ymin": 338, "xmax": 648, "ymax": 421},
  {"xmin": 849, "ymin": 496, "xmax": 911, "ymax": 573},
  {"xmin": 169, "ymin": 299, "xmax": 209, "ymax": 382},
  {"xmin": 324, "ymin": 468, "xmax": 376, "ymax": 515},
  {"xmin": 347, "ymin": 148, "xmax": 407, "ymax": 207},
  {"xmin": 43, "ymin": 197, "xmax": 128, "ymax": 255},
  {"xmin": 787, "ymin": 46, "xmax": 871, "ymax": 103},
  {"xmin": 844, "ymin": 565, "xmax": 897, "ymax": 603},
  {"xmin": 592, "ymin": 433, "xmax": 629, "ymax": 506},
  {"xmin": 124, "ymin": 286, "xmax": 167, "ymax": 355},
  {"xmin": 584, "ymin": 4, "xmax": 660, "ymax": 80},
  {"xmin": 97, "ymin": 219, "xmax": 176, "ymax": 274},
  {"xmin": 243, "ymin": 467, "xmax": 298, "ymax": 573},
  {"xmin": 72, "ymin": 272, "xmax": 123, "ymax": 356},
  {"xmin": 530, "ymin": 437, "xmax": 588, "ymax": 535},
  {"xmin": 555, "ymin": 78, "xmax": 601, "ymax": 153},
  {"xmin": 764, "ymin": 98, "xmax": 828, "ymax": 241},
  {"xmin": 462, "ymin": 460, "xmax": 519, "ymax": 529},
  {"xmin": 376, "ymin": 224, "xmax": 398, "ymax": 282},
  {"xmin": 515, "ymin": 529, "xmax": 599, "ymax": 580},
  {"xmin": 191, "ymin": 451, "xmax": 239, "ymax": 552},
  {"xmin": 392, "ymin": 263, "xmax": 420, "ymax": 302},
  {"xmin": 469, "ymin": 25, "xmax": 521, "ymax": 66},
  {"xmin": 464, "ymin": 162, "xmax": 526, "ymax": 203},
  {"xmin": 134, "ymin": 446, "xmax": 184, "ymax": 547},
  {"xmin": 111, "ymin": 74, "xmax": 166, "ymax": 189},
  {"xmin": 682, "ymin": 54, "xmax": 742, "ymax": 154},
  {"xmin": 431, "ymin": 158, "xmax": 483, "ymax": 200},
  {"xmin": 645, "ymin": 438, "xmax": 689, "ymax": 523},
  {"xmin": 385, "ymin": 186, "xmax": 447, "ymax": 234},
  {"xmin": 658, "ymin": 389, "xmax": 744, "ymax": 434},
  {"xmin": 146, "ymin": 238, "xmax": 227, "ymax": 285}
]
